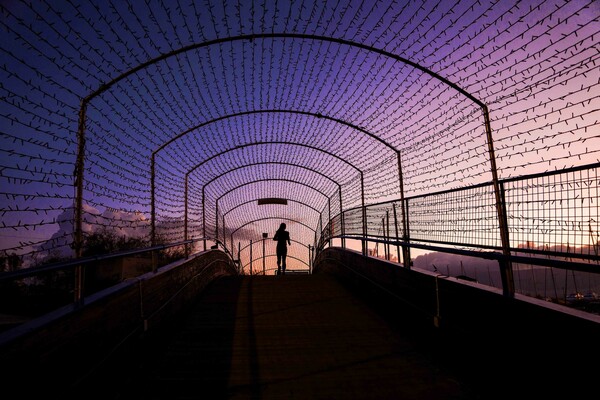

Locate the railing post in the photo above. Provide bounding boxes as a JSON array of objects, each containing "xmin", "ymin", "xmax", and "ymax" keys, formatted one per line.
[
  {"xmin": 402, "ymin": 199, "xmax": 411, "ymax": 269},
  {"xmin": 381, "ymin": 217, "xmax": 386, "ymax": 260},
  {"xmin": 339, "ymin": 187, "xmax": 345, "ymax": 248},
  {"xmin": 222, "ymin": 215, "xmax": 226, "ymax": 254},
  {"xmin": 396, "ymin": 151, "xmax": 411, "ymax": 269},
  {"xmin": 202, "ymin": 186, "xmax": 206, "ymax": 251},
  {"xmin": 215, "ymin": 202, "xmax": 219, "ymax": 249},
  {"xmin": 386, "ymin": 211, "xmax": 390, "ymax": 261},
  {"xmin": 184, "ymin": 175, "xmax": 189, "ymax": 258},
  {"xmin": 393, "ymin": 203, "xmax": 400, "ymax": 264},
  {"xmin": 328, "ymin": 197, "xmax": 332, "ymax": 247},
  {"xmin": 237, "ymin": 241, "xmax": 241, "ymax": 274},
  {"xmin": 74, "ymin": 99, "xmax": 87, "ymax": 304},
  {"xmin": 361, "ymin": 172, "xmax": 367, "ymax": 256},
  {"xmin": 151, "ymin": 249, "xmax": 158, "ymax": 273},
  {"xmin": 483, "ymin": 105, "xmax": 514, "ymax": 297},
  {"xmin": 151, "ymin": 154, "xmax": 156, "ymax": 247},
  {"xmin": 497, "ymin": 181, "xmax": 514, "ymax": 297},
  {"xmin": 262, "ymin": 235, "xmax": 266, "ymax": 275}
]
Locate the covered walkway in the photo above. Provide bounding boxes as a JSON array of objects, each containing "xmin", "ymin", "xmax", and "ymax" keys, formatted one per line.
[
  {"xmin": 71, "ymin": 273, "xmax": 475, "ymax": 399},
  {"xmin": 45, "ymin": 267, "xmax": 593, "ymax": 400}
]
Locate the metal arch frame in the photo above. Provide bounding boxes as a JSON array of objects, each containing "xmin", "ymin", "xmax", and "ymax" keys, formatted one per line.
[
  {"xmin": 215, "ymin": 177, "xmax": 329, "ymax": 251},
  {"xmin": 181, "ymin": 141, "xmax": 363, "ymax": 250},
  {"xmin": 231, "ymin": 217, "xmax": 315, "ymax": 275},
  {"xmin": 153, "ymin": 109, "xmax": 400, "ymax": 156},
  {"xmin": 230, "ymin": 215, "xmax": 315, "ymax": 270},
  {"xmin": 230, "ymin": 216, "xmax": 315, "ymax": 238},
  {"xmin": 75, "ymin": 33, "xmax": 511, "ymax": 294},
  {"xmin": 152, "ymin": 109, "xmax": 402, "ymax": 252},
  {"xmin": 223, "ymin": 197, "xmax": 322, "ymax": 219},
  {"xmin": 195, "ymin": 161, "xmax": 342, "ymax": 244},
  {"xmin": 219, "ymin": 198, "xmax": 322, "ymax": 251},
  {"xmin": 241, "ymin": 238, "xmax": 312, "ymax": 275}
]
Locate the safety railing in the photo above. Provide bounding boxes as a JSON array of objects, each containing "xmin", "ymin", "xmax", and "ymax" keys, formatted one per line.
[
  {"xmin": 236, "ymin": 238, "xmax": 312, "ymax": 275},
  {"xmin": 316, "ymin": 162, "xmax": 600, "ymax": 304},
  {"xmin": 0, "ymin": 237, "xmax": 233, "ymax": 329}
]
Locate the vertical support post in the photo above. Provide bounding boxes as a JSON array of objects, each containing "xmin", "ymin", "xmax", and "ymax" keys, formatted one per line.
[
  {"xmin": 319, "ymin": 211, "xmax": 324, "ymax": 249},
  {"xmin": 151, "ymin": 249, "xmax": 158, "ymax": 273},
  {"xmin": 223, "ymin": 215, "xmax": 227, "ymax": 253},
  {"xmin": 250, "ymin": 239, "xmax": 253, "ymax": 275},
  {"xmin": 184, "ymin": 174, "xmax": 189, "ymax": 258},
  {"xmin": 149, "ymin": 143, "xmax": 159, "ymax": 273},
  {"xmin": 237, "ymin": 242, "xmax": 241, "ymax": 274},
  {"xmin": 74, "ymin": 99, "xmax": 87, "ymax": 304},
  {"xmin": 396, "ymin": 151, "xmax": 411, "ymax": 269},
  {"xmin": 328, "ymin": 197, "xmax": 332, "ymax": 248},
  {"xmin": 215, "ymin": 202, "xmax": 219, "ymax": 248},
  {"xmin": 202, "ymin": 186, "xmax": 207, "ymax": 251},
  {"xmin": 393, "ymin": 203, "xmax": 400, "ymax": 264},
  {"xmin": 381, "ymin": 217, "xmax": 385, "ymax": 260},
  {"xmin": 386, "ymin": 211, "xmax": 390, "ymax": 261},
  {"xmin": 339, "ymin": 187, "xmax": 345, "ymax": 248},
  {"xmin": 482, "ymin": 105, "xmax": 514, "ymax": 297},
  {"xmin": 360, "ymin": 172, "xmax": 367, "ymax": 256},
  {"xmin": 151, "ymin": 154, "xmax": 156, "ymax": 247},
  {"xmin": 498, "ymin": 181, "xmax": 514, "ymax": 297},
  {"xmin": 262, "ymin": 235, "xmax": 266, "ymax": 275},
  {"xmin": 403, "ymin": 199, "xmax": 411, "ymax": 268}
]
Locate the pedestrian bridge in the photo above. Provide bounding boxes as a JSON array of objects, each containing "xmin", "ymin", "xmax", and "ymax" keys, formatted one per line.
[
  {"xmin": 1, "ymin": 247, "xmax": 599, "ymax": 399},
  {"xmin": 1, "ymin": 1, "xmax": 600, "ymax": 399}
]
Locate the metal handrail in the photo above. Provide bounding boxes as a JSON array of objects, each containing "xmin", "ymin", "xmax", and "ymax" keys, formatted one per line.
[
  {"xmin": 0, "ymin": 237, "xmax": 223, "ymax": 282},
  {"xmin": 336, "ymin": 235, "xmax": 600, "ymax": 274}
]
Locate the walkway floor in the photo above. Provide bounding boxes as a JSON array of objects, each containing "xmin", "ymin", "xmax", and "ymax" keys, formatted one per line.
[{"xmin": 75, "ymin": 273, "xmax": 485, "ymax": 399}]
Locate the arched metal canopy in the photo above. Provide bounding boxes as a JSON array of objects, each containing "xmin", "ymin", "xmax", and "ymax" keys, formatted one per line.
[
  {"xmin": 68, "ymin": 10, "xmax": 589, "ymax": 265},
  {"xmin": 1, "ymin": 0, "xmax": 597, "ymax": 276},
  {"xmin": 77, "ymin": 26, "xmax": 488, "ymax": 259}
]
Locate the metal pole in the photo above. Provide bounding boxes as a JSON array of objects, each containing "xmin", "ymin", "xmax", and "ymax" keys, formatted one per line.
[
  {"xmin": 223, "ymin": 215, "xmax": 227, "ymax": 253},
  {"xmin": 319, "ymin": 211, "xmax": 324, "ymax": 249},
  {"xmin": 381, "ymin": 217, "xmax": 385, "ymax": 260},
  {"xmin": 250, "ymin": 239, "xmax": 253, "ymax": 275},
  {"xmin": 150, "ymin": 154, "xmax": 158, "ymax": 274},
  {"xmin": 483, "ymin": 105, "xmax": 514, "ymax": 297},
  {"xmin": 74, "ymin": 99, "xmax": 87, "ymax": 304},
  {"xmin": 339, "ymin": 187, "xmax": 345, "ymax": 248},
  {"xmin": 184, "ymin": 174, "xmax": 189, "ymax": 258},
  {"xmin": 202, "ymin": 186, "xmax": 206, "ymax": 251},
  {"xmin": 151, "ymin": 154, "xmax": 156, "ymax": 247},
  {"xmin": 262, "ymin": 236, "xmax": 266, "ymax": 275},
  {"xmin": 403, "ymin": 199, "xmax": 411, "ymax": 269},
  {"xmin": 360, "ymin": 172, "xmax": 367, "ymax": 256},
  {"xmin": 328, "ymin": 197, "xmax": 331, "ymax": 247},
  {"xmin": 215, "ymin": 202, "xmax": 219, "ymax": 247},
  {"xmin": 393, "ymin": 203, "xmax": 400, "ymax": 264},
  {"xmin": 386, "ymin": 211, "xmax": 390, "ymax": 261},
  {"xmin": 397, "ymin": 151, "xmax": 411, "ymax": 269}
]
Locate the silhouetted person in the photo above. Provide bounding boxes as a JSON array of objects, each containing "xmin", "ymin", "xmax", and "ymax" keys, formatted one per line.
[{"xmin": 273, "ymin": 223, "xmax": 291, "ymax": 275}]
